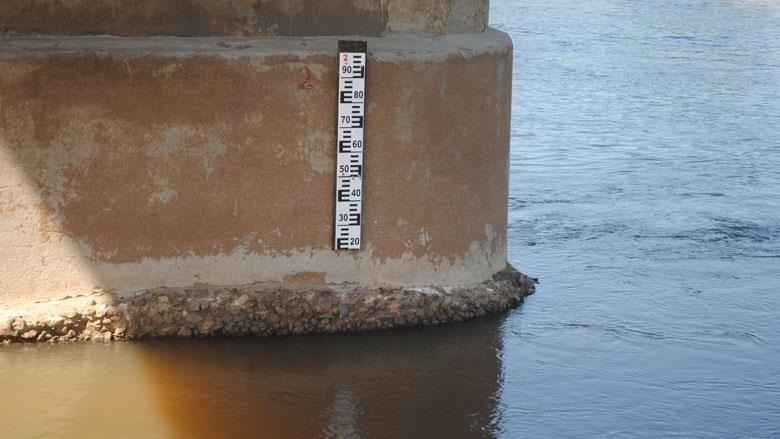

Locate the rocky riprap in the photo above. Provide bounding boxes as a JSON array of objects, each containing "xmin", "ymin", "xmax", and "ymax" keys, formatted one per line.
[{"xmin": 0, "ymin": 265, "xmax": 534, "ymax": 344}]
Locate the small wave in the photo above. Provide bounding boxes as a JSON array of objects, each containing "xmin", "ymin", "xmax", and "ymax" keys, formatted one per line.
[
  {"xmin": 676, "ymin": 192, "xmax": 727, "ymax": 197},
  {"xmin": 530, "ymin": 322, "xmax": 766, "ymax": 346},
  {"xmin": 703, "ymin": 219, "xmax": 780, "ymax": 243},
  {"xmin": 638, "ymin": 219, "xmax": 780, "ymax": 245},
  {"xmin": 539, "ymin": 322, "xmax": 671, "ymax": 340},
  {"xmin": 693, "ymin": 330, "xmax": 763, "ymax": 343}
]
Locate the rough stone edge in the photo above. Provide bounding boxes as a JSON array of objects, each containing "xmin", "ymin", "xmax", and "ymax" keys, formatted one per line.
[{"xmin": 0, "ymin": 265, "xmax": 534, "ymax": 344}]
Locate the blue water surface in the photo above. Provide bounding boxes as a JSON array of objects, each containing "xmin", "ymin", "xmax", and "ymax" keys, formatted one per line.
[{"xmin": 495, "ymin": 0, "xmax": 780, "ymax": 436}]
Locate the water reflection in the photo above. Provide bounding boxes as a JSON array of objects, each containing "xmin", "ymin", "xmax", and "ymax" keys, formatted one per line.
[
  {"xmin": 136, "ymin": 315, "xmax": 506, "ymax": 438},
  {"xmin": 0, "ymin": 343, "xmax": 172, "ymax": 438},
  {"xmin": 0, "ymin": 315, "xmax": 509, "ymax": 438}
]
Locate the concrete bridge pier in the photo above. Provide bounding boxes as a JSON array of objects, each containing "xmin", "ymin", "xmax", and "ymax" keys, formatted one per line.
[{"xmin": 0, "ymin": 0, "xmax": 533, "ymax": 343}]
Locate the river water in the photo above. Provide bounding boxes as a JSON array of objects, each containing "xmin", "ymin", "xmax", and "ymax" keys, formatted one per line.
[{"xmin": 2, "ymin": 0, "xmax": 779, "ymax": 437}]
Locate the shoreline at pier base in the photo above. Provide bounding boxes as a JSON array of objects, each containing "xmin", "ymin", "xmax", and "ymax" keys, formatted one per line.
[{"xmin": 0, "ymin": 265, "xmax": 534, "ymax": 344}]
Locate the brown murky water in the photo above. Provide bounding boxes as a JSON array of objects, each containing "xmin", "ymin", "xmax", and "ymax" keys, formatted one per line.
[{"xmin": 0, "ymin": 315, "xmax": 504, "ymax": 438}]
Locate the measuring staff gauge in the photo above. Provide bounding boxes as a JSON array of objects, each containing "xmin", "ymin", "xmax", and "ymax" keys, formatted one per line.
[{"xmin": 334, "ymin": 40, "xmax": 367, "ymax": 250}]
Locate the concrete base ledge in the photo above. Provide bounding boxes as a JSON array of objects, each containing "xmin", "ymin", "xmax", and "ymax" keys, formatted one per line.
[
  {"xmin": 0, "ymin": 265, "xmax": 534, "ymax": 343},
  {"xmin": 0, "ymin": 28, "xmax": 510, "ymax": 60},
  {"xmin": 0, "ymin": 0, "xmax": 487, "ymax": 37}
]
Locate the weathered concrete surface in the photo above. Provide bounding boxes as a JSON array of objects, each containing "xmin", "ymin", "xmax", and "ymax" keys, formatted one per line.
[
  {"xmin": 0, "ymin": 265, "xmax": 534, "ymax": 343},
  {"xmin": 0, "ymin": 30, "xmax": 513, "ymax": 306},
  {"xmin": 0, "ymin": 0, "xmax": 487, "ymax": 37}
]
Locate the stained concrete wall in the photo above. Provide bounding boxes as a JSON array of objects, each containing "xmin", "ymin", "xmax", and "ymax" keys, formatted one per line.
[
  {"xmin": 0, "ymin": 0, "xmax": 488, "ymax": 37},
  {"xmin": 0, "ymin": 31, "xmax": 512, "ymax": 306},
  {"xmin": 0, "ymin": 0, "xmax": 513, "ymax": 310}
]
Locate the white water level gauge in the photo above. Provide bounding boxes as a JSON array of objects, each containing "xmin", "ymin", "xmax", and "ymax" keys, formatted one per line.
[{"xmin": 334, "ymin": 40, "xmax": 367, "ymax": 250}]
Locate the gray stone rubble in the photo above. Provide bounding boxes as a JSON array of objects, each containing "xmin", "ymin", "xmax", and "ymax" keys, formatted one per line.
[{"xmin": 0, "ymin": 265, "xmax": 534, "ymax": 344}]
